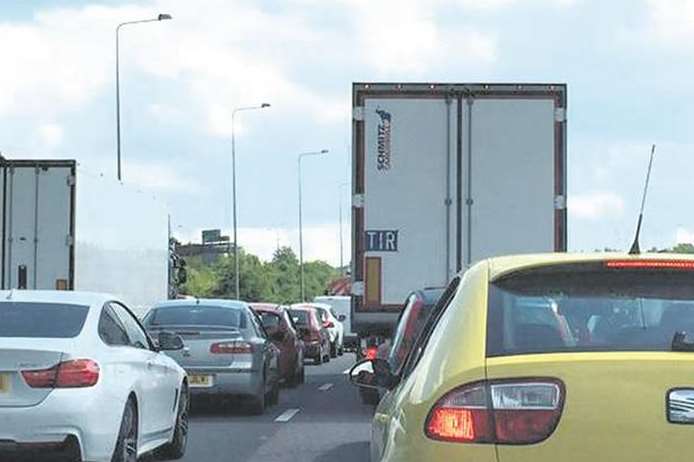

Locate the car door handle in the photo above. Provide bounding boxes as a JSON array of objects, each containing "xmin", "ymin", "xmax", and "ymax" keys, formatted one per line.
[{"xmin": 147, "ymin": 360, "xmax": 155, "ymax": 370}]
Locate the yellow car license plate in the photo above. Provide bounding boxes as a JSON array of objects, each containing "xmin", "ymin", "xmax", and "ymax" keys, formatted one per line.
[
  {"xmin": 189, "ymin": 374, "xmax": 213, "ymax": 388},
  {"xmin": 0, "ymin": 374, "xmax": 10, "ymax": 394}
]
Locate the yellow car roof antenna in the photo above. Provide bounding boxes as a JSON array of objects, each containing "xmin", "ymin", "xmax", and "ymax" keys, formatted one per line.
[{"xmin": 628, "ymin": 144, "xmax": 656, "ymax": 255}]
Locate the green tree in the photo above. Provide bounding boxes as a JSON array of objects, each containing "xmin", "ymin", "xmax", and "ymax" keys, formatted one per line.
[
  {"xmin": 214, "ymin": 250, "xmax": 274, "ymax": 302},
  {"xmin": 303, "ymin": 260, "xmax": 339, "ymax": 301},
  {"xmin": 182, "ymin": 256, "xmax": 218, "ymax": 297},
  {"xmin": 671, "ymin": 243, "xmax": 694, "ymax": 254},
  {"xmin": 179, "ymin": 245, "xmax": 339, "ymax": 304},
  {"xmin": 268, "ymin": 246, "xmax": 300, "ymax": 304}
]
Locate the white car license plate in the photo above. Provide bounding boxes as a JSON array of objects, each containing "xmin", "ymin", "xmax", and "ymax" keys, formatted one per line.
[
  {"xmin": 0, "ymin": 374, "xmax": 10, "ymax": 394},
  {"xmin": 189, "ymin": 374, "xmax": 214, "ymax": 388}
]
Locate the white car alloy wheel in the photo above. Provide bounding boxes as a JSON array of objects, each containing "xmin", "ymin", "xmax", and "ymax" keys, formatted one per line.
[{"xmin": 113, "ymin": 398, "xmax": 138, "ymax": 462}]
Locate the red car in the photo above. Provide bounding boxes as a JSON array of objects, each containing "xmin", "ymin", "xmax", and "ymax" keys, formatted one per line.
[
  {"xmin": 288, "ymin": 304, "xmax": 331, "ymax": 365},
  {"xmin": 251, "ymin": 303, "xmax": 305, "ymax": 387}
]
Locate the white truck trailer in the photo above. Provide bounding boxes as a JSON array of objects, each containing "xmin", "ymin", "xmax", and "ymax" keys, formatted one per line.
[
  {"xmin": 0, "ymin": 159, "xmax": 169, "ymax": 315},
  {"xmin": 351, "ymin": 82, "xmax": 568, "ymax": 354}
]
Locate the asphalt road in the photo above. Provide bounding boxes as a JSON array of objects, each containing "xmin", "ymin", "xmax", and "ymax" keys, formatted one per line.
[{"xmin": 170, "ymin": 354, "xmax": 373, "ymax": 462}]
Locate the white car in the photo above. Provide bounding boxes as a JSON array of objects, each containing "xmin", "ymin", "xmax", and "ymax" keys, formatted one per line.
[
  {"xmin": 313, "ymin": 296, "xmax": 357, "ymax": 351},
  {"xmin": 0, "ymin": 291, "xmax": 189, "ymax": 462},
  {"xmin": 311, "ymin": 303, "xmax": 345, "ymax": 357}
]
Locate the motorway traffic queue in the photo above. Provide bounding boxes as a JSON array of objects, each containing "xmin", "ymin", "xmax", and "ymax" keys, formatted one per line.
[{"xmin": 0, "ymin": 295, "xmax": 346, "ymax": 461}]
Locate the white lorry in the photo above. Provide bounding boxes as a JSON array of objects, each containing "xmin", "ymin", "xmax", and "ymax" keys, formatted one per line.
[
  {"xmin": 0, "ymin": 159, "xmax": 169, "ymax": 315},
  {"xmin": 350, "ymin": 82, "xmax": 568, "ymax": 356}
]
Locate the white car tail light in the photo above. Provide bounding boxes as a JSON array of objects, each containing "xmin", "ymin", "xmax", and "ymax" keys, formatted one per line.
[
  {"xmin": 22, "ymin": 359, "xmax": 100, "ymax": 388},
  {"xmin": 425, "ymin": 379, "xmax": 564, "ymax": 445}
]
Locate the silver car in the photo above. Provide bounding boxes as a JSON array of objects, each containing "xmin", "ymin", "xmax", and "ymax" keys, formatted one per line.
[{"xmin": 143, "ymin": 299, "xmax": 280, "ymax": 415}]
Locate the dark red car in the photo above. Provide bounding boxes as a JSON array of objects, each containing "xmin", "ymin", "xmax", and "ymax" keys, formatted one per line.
[
  {"xmin": 251, "ymin": 303, "xmax": 305, "ymax": 387},
  {"xmin": 288, "ymin": 304, "xmax": 331, "ymax": 365}
]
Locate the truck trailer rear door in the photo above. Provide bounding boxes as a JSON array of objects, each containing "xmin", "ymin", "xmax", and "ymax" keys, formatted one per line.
[
  {"xmin": 360, "ymin": 97, "xmax": 456, "ymax": 311},
  {"xmin": 0, "ymin": 162, "xmax": 74, "ymax": 290}
]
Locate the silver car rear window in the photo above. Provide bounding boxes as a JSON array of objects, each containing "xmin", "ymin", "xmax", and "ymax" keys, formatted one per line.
[
  {"xmin": 0, "ymin": 302, "xmax": 89, "ymax": 338},
  {"xmin": 487, "ymin": 263, "xmax": 694, "ymax": 356},
  {"xmin": 145, "ymin": 305, "xmax": 246, "ymax": 329}
]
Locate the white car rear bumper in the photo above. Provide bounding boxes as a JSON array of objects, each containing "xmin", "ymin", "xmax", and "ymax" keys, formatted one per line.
[{"xmin": 0, "ymin": 388, "xmax": 124, "ymax": 462}]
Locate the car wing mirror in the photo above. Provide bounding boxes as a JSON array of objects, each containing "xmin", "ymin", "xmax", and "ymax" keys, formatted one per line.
[
  {"xmin": 158, "ymin": 331, "xmax": 185, "ymax": 351},
  {"xmin": 349, "ymin": 359, "xmax": 397, "ymax": 390}
]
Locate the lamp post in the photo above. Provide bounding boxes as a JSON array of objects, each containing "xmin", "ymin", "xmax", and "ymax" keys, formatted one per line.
[
  {"xmin": 115, "ymin": 13, "xmax": 172, "ymax": 181},
  {"xmin": 231, "ymin": 104, "xmax": 271, "ymax": 300},
  {"xmin": 298, "ymin": 149, "xmax": 329, "ymax": 302}
]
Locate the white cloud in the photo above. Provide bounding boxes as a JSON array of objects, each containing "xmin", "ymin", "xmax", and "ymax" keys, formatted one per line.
[
  {"xmin": 676, "ymin": 227, "xmax": 694, "ymax": 245},
  {"xmin": 569, "ymin": 191, "xmax": 625, "ymax": 220},
  {"xmin": 646, "ymin": 0, "xmax": 694, "ymax": 45},
  {"xmin": 345, "ymin": 0, "xmax": 497, "ymax": 74},
  {"xmin": 0, "ymin": 4, "xmax": 155, "ymax": 117},
  {"xmin": 36, "ymin": 123, "xmax": 64, "ymax": 150},
  {"xmin": 125, "ymin": 161, "xmax": 203, "ymax": 194}
]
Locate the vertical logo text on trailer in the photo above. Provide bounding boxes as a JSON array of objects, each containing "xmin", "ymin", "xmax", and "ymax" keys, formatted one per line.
[{"xmin": 376, "ymin": 108, "xmax": 392, "ymax": 171}]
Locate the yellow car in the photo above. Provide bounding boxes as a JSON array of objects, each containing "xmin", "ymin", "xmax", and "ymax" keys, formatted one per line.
[{"xmin": 351, "ymin": 253, "xmax": 694, "ymax": 462}]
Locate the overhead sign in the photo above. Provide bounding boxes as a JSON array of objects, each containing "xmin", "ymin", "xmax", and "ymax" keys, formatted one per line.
[
  {"xmin": 365, "ymin": 230, "xmax": 398, "ymax": 252},
  {"xmin": 202, "ymin": 229, "xmax": 222, "ymax": 244}
]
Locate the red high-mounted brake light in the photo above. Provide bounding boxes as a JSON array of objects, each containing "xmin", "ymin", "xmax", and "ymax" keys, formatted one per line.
[
  {"xmin": 210, "ymin": 341, "xmax": 253, "ymax": 354},
  {"xmin": 425, "ymin": 379, "xmax": 564, "ymax": 445},
  {"xmin": 365, "ymin": 346, "xmax": 378, "ymax": 360},
  {"xmin": 22, "ymin": 359, "xmax": 100, "ymax": 388},
  {"xmin": 605, "ymin": 260, "xmax": 694, "ymax": 270}
]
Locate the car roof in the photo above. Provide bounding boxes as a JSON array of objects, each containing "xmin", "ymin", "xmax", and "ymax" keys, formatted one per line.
[
  {"xmin": 485, "ymin": 252, "xmax": 694, "ymax": 281},
  {"xmin": 289, "ymin": 304, "xmax": 317, "ymax": 312},
  {"xmin": 250, "ymin": 303, "xmax": 283, "ymax": 313},
  {"xmin": 152, "ymin": 298, "xmax": 248, "ymax": 310},
  {"xmin": 0, "ymin": 290, "xmax": 115, "ymax": 307},
  {"xmin": 308, "ymin": 303, "xmax": 331, "ymax": 311}
]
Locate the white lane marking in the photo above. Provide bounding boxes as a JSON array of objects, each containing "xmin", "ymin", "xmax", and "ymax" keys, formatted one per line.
[
  {"xmin": 343, "ymin": 368, "xmax": 351, "ymax": 375},
  {"xmin": 318, "ymin": 383, "xmax": 334, "ymax": 391},
  {"xmin": 274, "ymin": 408, "xmax": 300, "ymax": 422}
]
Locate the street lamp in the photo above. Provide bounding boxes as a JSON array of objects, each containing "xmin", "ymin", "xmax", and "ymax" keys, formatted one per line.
[
  {"xmin": 231, "ymin": 103, "xmax": 271, "ymax": 300},
  {"xmin": 298, "ymin": 149, "xmax": 329, "ymax": 302},
  {"xmin": 115, "ymin": 13, "xmax": 172, "ymax": 181}
]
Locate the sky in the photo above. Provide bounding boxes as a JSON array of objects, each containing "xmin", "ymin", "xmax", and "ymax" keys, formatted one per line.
[{"xmin": 2, "ymin": 0, "xmax": 694, "ymax": 266}]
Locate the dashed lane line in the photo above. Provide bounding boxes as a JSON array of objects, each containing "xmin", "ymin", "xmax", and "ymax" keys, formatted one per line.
[
  {"xmin": 274, "ymin": 408, "xmax": 301, "ymax": 422},
  {"xmin": 318, "ymin": 383, "xmax": 334, "ymax": 391}
]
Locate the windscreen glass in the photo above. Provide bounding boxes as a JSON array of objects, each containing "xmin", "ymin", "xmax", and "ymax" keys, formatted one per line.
[
  {"xmin": 0, "ymin": 302, "xmax": 89, "ymax": 338},
  {"xmin": 487, "ymin": 264, "xmax": 694, "ymax": 356},
  {"xmin": 145, "ymin": 306, "xmax": 246, "ymax": 329},
  {"xmin": 259, "ymin": 312, "xmax": 281, "ymax": 328},
  {"xmin": 289, "ymin": 309, "xmax": 310, "ymax": 326}
]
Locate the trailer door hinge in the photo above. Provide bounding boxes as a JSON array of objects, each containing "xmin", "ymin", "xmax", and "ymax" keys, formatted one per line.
[
  {"xmin": 554, "ymin": 195, "xmax": 567, "ymax": 210},
  {"xmin": 66, "ymin": 235, "xmax": 74, "ymax": 246},
  {"xmin": 352, "ymin": 281, "xmax": 364, "ymax": 296},
  {"xmin": 353, "ymin": 106, "xmax": 365, "ymax": 122},
  {"xmin": 353, "ymin": 194, "xmax": 364, "ymax": 208},
  {"xmin": 554, "ymin": 107, "xmax": 567, "ymax": 123},
  {"xmin": 67, "ymin": 175, "xmax": 76, "ymax": 186}
]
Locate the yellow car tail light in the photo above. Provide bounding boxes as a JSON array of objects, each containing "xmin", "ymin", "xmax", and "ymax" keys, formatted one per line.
[{"xmin": 425, "ymin": 379, "xmax": 564, "ymax": 445}]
